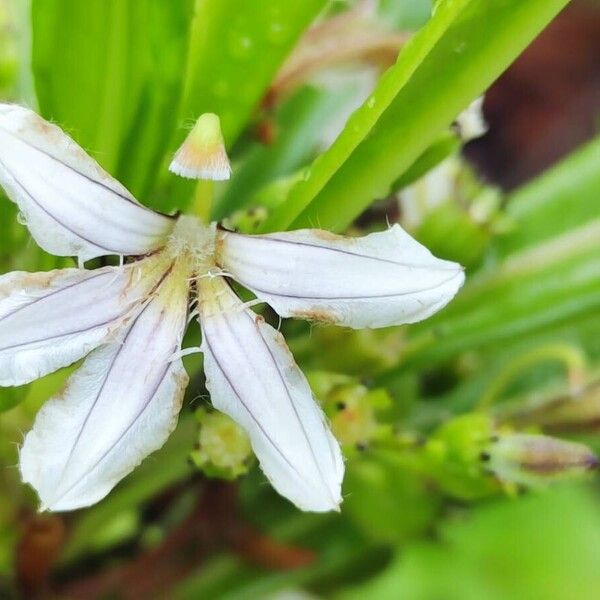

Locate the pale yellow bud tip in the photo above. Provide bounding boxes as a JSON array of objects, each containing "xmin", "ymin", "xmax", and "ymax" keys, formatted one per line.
[{"xmin": 169, "ymin": 113, "xmax": 231, "ymax": 181}]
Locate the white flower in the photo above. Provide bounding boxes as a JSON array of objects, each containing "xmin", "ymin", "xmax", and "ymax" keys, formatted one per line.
[
  {"xmin": 454, "ymin": 96, "xmax": 488, "ymax": 142},
  {"xmin": 0, "ymin": 104, "xmax": 465, "ymax": 513},
  {"xmin": 397, "ymin": 156, "xmax": 462, "ymax": 231}
]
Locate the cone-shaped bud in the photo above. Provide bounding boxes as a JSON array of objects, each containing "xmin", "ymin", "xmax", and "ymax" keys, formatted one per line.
[
  {"xmin": 169, "ymin": 113, "xmax": 231, "ymax": 181},
  {"xmin": 484, "ymin": 433, "xmax": 598, "ymax": 488}
]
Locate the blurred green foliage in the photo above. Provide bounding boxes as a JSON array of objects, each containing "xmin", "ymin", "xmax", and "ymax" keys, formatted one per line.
[
  {"xmin": 32, "ymin": 0, "xmax": 194, "ymax": 199},
  {"xmin": 260, "ymin": 0, "xmax": 568, "ymax": 232},
  {"xmin": 0, "ymin": 0, "xmax": 599, "ymax": 598},
  {"xmin": 342, "ymin": 485, "xmax": 600, "ymax": 600}
]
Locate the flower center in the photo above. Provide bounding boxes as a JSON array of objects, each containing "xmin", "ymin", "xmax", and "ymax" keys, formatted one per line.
[{"xmin": 167, "ymin": 215, "xmax": 216, "ymax": 273}]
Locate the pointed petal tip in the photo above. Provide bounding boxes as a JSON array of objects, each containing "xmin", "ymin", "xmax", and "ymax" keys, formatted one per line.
[
  {"xmin": 35, "ymin": 493, "xmax": 89, "ymax": 513},
  {"xmin": 218, "ymin": 226, "xmax": 467, "ymax": 329},
  {"xmin": 317, "ymin": 495, "xmax": 343, "ymax": 513},
  {"xmin": 283, "ymin": 478, "xmax": 342, "ymax": 513},
  {"xmin": 18, "ymin": 269, "xmax": 191, "ymax": 513},
  {"xmin": 263, "ymin": 428, "xmax": 344, "ymax": 514},
  {"xmin": 37, "ymin": 499, "xmax": 54, "ymax": 514},
  {"xmin": 320, "ymin": 489, "xmax": 343, "ymax": 513},
  {"xmin": 452, "ymin": 263, "xmax": 466, "ymax": 291},
  {"xmin": 452, "ymin": 262, "xmax": 466, "ymax": 283},
  {"xmin": 0, "ymin": 103, "xmax": 173, "ymax": 260}
]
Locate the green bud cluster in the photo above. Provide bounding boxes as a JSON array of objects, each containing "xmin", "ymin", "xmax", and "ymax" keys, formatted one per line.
[
  {"xmin": 399, "ymin": 155, "xmax": 512, "ymax": 268},
  {"xmin": 294, "ymin": 327, "xmax": 406, "ymax": 377},
  {"xmin": 421, "ymin": 413, "xmax": 598, "ymax": 499},
  {"xmin": 190, "ymin": 407, "xmax": 253, "ymax": 480},
  {"xmin": 308, "ymin": 371, "xmax": 393, "ymax": 452}
]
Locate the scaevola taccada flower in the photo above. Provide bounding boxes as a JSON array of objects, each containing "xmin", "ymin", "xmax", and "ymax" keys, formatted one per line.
[{"xmin": 0, "ymin": 104, "xmax": 464, "ymax": 512}]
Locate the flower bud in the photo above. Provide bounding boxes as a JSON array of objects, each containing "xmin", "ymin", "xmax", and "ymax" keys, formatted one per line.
[
  {"xmin": 511, "ymin": 380, "xmax": 600, "ymax": 435},
  {"xmin": 308, "ymin": 372, "xmax": 391, "ymax": 450},
  {"xmin": 190, "ymin": 408, "xmax": 253, "ymax": 480},
  {"xmin": 424, "ymin": 413, "xmax": 499, "ymax": 500},
  {"xmin": 170, "ymin": 113, "xmax": 231, "ymax": 181},
  {"xmin": 396, "ymin": 156, "xmax": 506, "ymax": 267},
  {"xmin": 484, "ymin": 433, "xmax": 598, "ymax": 488}
]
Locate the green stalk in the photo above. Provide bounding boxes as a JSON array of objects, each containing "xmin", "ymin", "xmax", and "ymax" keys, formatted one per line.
[{"xmin": 262, "ymin": 0, "xmax": 569, "ymax": 233}]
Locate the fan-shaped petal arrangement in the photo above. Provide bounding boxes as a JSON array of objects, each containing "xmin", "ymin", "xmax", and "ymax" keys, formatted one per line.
[{"xmin": 0, "ymin": 104, "xmax": 464, "ymax": 513}]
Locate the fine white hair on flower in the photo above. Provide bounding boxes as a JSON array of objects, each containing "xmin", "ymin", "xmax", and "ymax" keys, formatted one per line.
[
  {"xmin": 20, "ymin": 270, "xmax": 190, "ymax": 511},
  {"xmin": 0, "ymin": 262, "xmax": 161, "ymax": 387},
  {"xmin": 215, "ymin": 226, "xmax": 465, "ymax": 329},
  {"xmin": 0, "ymin": 104, "xmax": 465, "ymax": 514},
  {"xmin": 0, "ymin": 103, "xmax": 174, "ymax": 262},
  {"xmin": 198, "ymin": 276, "xmax": 344, "ymax": 512}
]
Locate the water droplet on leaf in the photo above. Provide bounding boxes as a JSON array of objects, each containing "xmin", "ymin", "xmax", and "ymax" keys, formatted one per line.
[
  {"xmin": 267, "ymin": 21, "xmax": 287, "ymax": 44},
  {"xmin": 228, "ymin": 33, "xmax": 253, "ymax": 60}
]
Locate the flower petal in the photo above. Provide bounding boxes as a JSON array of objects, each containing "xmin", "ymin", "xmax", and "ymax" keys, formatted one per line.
[
  {"xmin": 198, "ymin": 276, "xmax": 344, "ymax": 512},
  {"xmin": 217, "ymin": 224, "xmax": 465, "ymax": 329},
  {"xmin": 0, "ymin": 104, "xmax": 174, "ymax": 261},
  {"xmin": 0, "ymin": 264, "xmax": 155, "ymax": 386},
  {"xmin": 19, "ymin": 269, "xmax": 190, "ymax": 511}
]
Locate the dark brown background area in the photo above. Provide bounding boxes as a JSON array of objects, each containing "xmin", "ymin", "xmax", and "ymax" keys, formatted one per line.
[{"xmin": 466, "ymin": 0, "xmax": 600, "ymax": 188}]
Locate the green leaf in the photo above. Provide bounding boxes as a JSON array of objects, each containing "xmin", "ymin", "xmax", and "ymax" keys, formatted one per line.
[
  {"xmin": 179, "ymin": 0, "xmax": 326, "ymax": 146},
  {"xmin": 152, "ymin": 0, "xmax": 326, "ymax": 213},
  {"xmin": 213, "ymin": 84, "xmax": 358, "ymax": 220},
  {"xmin": 379, "ymin": 0, "xmax": 432, "ymax": 30},
  {"xmin": 390, "ymin": 131, "xmax": 460, "ymax": 194},
  {"xmin": 262, "ymin": 0, "xmax": 568, "ymax": 233},
  {"xmin": 31, "ymin": 0, "xmax": 193, "ymax": 199},
  {"xmin": 341, "ymin": 485, "xmax": 600, "ymax": 600},
  {"xmin": 497, "ymin": 134, "xmax": 600, "ymax": 257},
  {"xmin": 402, "ymin": 222, "xmax": 600, "ymax": 370},
  {"xmin": 0, "ymin": 386, "xmax": 25, "ymax": 413}
]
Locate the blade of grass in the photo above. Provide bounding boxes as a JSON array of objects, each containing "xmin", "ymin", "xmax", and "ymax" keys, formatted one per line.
[
  {"xmin": 151, "ymin": 0, "xmax": 326, "ymax": 212},
  {"xmin": 260, "ymin": 0, "xmax": 470, "ymax": 232},
  {"xmin": 31, "ymin": 0, "xmax": 193, "ymax": 199},
  {"xmin": 497, "ymin": 135, "xmax": 600, "ymax": 257},
  {"xmin": 261, "ymin": 0, "xmax": 569, "ymax": 233}
]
